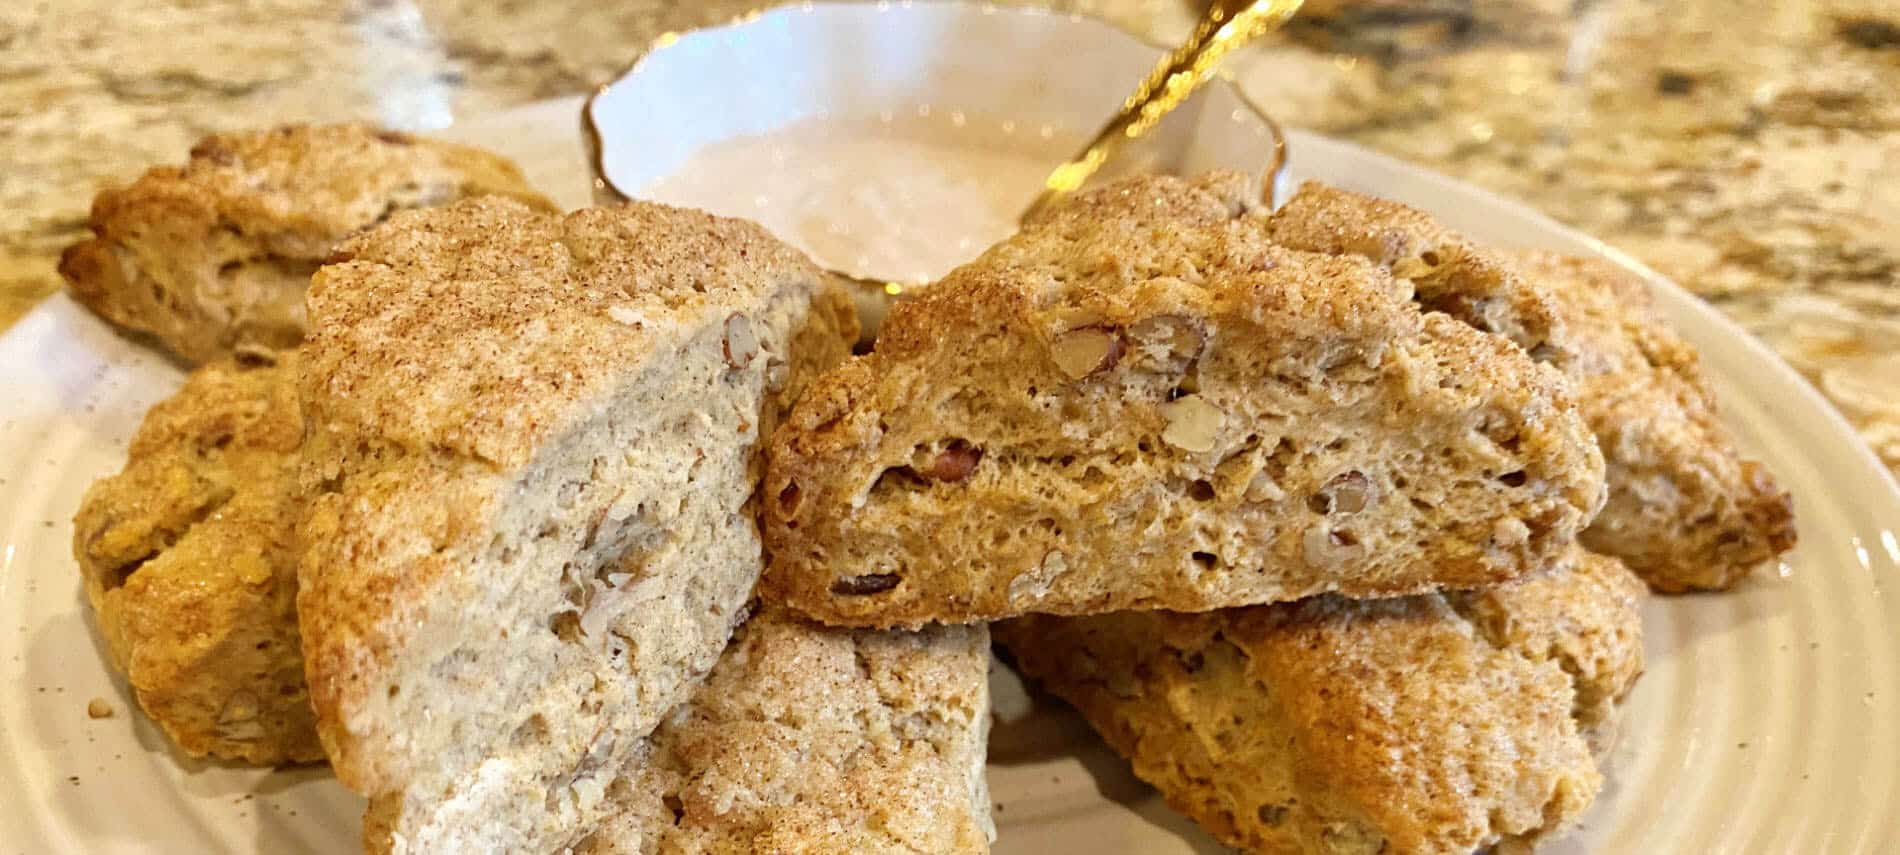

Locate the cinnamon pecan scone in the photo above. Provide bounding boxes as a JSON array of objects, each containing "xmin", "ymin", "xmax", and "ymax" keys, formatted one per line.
[
  {"xmin": 1264, "ymin": 182, "xmax": 1794, "ymax": 591},
  {"xmin": 1510, "ymin": 250, "xmax": 1795, "ymax": 591},
  {"xmin": 297, "ymin": 197, "xmax": 856, "ymax": 854},
  {"xmin": 996, "ymin": 547, "xmax": 1645, "ymax": 855},
  {"xmin": 58, "ymin": 123, "xmax": 554, "ymax": 364},
  {"xmin": 71, "ymin": 349, "xmax": 318, "ymax": 765},
  {"xmin": 764, "ymin": 172, "xmax": 1605, "ymax": 628},
  {"xmin": 576, "ymin": 608, "xmax": 993, "ymax": 855}
]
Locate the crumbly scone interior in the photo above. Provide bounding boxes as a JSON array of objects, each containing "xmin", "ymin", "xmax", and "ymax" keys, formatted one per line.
[
  {"xmin": 766, "ymin": 174, "xmax": 1605, "ymax": 627},
  {"xmin": 307, "ymin": 285, "xmax": 822, "ymax": 853}
]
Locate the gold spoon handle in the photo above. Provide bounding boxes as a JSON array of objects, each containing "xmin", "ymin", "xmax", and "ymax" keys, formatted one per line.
[{"xmin": 1023, "ymin": 0, "xmax": 1304, "ymax": 220}]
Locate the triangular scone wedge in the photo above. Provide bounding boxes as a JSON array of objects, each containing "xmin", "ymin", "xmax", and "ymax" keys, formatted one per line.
[
  {"xmin": 1509, "ymin": 250, "xmax": 1794, "ymax": 590},
  {"xmin": 298, "ymin": 197, "xmax": 857, "ymax": 853},
  {"xmin": 572, "ymin": 608, "xmax": 993, "ymax": 854},
  {"xmin": 763, "ymin": 173, "xmax": 1605, "ymax": 628},
  {"xmin": 58, "ymin": 123, "xmax": 555, "ymax": 365},
  {"xmin": 1265, "ymin": 183, "xmax": 1794, "ymax": 590},
  {"xmin": 996, "ymin": 546, "xmax": 1644, "ymax": 855},
  {"xmin": 71, "ymin": 349, "xmax": 318, "ymax": 765}
]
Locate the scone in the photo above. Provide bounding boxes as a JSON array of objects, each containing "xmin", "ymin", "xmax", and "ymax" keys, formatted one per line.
[
  {"xmin": 575, "ymin": 608, "xmax": 994, "ymax": 855},
  {"xmin": 764, "ymin": 172, "xmax": 1605, "ymax": 629},
  {"xmin": 1262, "ymin": 182, "xmax": 1568, "ymax": 363},
  {"xmin": 297, "ymin": 197, "xmax": 856, "ymax": 853},
  {"xmin": 70, "ymin": 349, "xmax": 319, "ymax": 765},
  {"xmin": 1510, "ymin": 250, "xmax": 1796, "ymax": 591},
  {"xmin": 58, "ymin": 123, "xmax": 555, "ymax": 365},
  {"xmin": 1263, "ymin": 182, "xmax": 1795, "ymax": 590},
  {"xmin": 996, "ymin": 547, "xmax": 1645, "ymax": 855}
]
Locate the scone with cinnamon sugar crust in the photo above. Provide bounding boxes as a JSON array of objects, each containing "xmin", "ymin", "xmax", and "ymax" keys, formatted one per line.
[
  {"xmin": 71, "ymin": 349, "xmax": 318, "ymax": 766},
  {"xmin": 764, "ymin": 172, "xmax": 1604, "ymax": 628},
  {"xmin": 1264, "ymin": 182, "xmax": 1794, "ymax": 591},
  {"xmin": 997, "ymin": 546, "xmax": 1644, "ymax": 855},
  {"xmin": 577, "ymin": 608, "xmax": 993, "ymax": 855},
  {"xmin": 297, "ymin": 196, "xmax": 856, "ymax": 854},
  {"xmin": 58, "ymin": 123, "xmax": 554, "ymax": 365},
  {"xmin": 1510, "ymin": 250, "xmax": 1795, "ymax": 591}
]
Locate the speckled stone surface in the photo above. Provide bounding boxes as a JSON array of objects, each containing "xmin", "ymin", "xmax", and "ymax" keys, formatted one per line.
[{"xmin": 4, "ymin": 0, "xmax": 1896, "ymax": 469}]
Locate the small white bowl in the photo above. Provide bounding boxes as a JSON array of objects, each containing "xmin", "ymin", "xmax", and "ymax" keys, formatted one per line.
[{"xmin": 584, "ymin": 1, "xmax": 1286, "ymax": 285}]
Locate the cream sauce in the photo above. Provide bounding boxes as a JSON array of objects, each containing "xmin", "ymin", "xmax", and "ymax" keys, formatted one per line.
[{"xmin": 641, "ymin": 113, "xmax": 1078, "ymax": 285}]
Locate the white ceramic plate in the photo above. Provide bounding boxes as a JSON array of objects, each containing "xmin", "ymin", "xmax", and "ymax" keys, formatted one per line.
[{"xmin": 5, "ymin": 5, "xmax": 1898, "ymax": 853}]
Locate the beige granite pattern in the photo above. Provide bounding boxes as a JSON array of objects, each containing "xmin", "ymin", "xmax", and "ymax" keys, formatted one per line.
[{"xmin": 4, "ymin": 0, "xmax": 1896, "ymax": 471}]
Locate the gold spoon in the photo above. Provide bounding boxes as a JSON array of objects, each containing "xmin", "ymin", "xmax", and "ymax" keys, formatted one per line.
[
  {"xmin": 1024, "ymin": 0, "xmax": 1304, "ymax": 219},
  {"xmin": 847, "ymin": 0, "xmax": 1303, "ymax": 333}
]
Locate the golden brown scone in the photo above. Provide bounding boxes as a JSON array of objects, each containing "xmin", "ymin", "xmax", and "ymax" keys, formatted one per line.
[
  {"xmin": 1264, "ymin": 182, "xmax": 1794, "ymax": 591},
  {"xmin": 576, "ymin": 608, "xmax": 993, "ymax": 855},
  {"xmin": 70, "ymin": 349, "xmax": 319, "ymax": 765},
  {"xmin": 58, "ymin": 123, "xmax": 555, "ymax": 365},
  {"xmin": 1263, "ymin": 181, "xmax": 1567, "ymax": 364},
  {"xmin": 1510, "ymin": 251, "xmax": 1796, "ymax": 591},
  {"xmin": 298, "ymin": 197, "xmax": 856, "ymax": 854},
  {"xmin": 996, "ymin": 547, "xmax": 1645, "ymax": 855},
  {"xmin": 764, "ymin": 172, "xmax": 1605, "ymax": 628}
]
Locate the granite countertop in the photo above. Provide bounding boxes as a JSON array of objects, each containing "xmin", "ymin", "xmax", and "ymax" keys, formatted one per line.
[{"xmin": 3, "ymin": 0, "xmax": 1896, "ymax": 470}]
